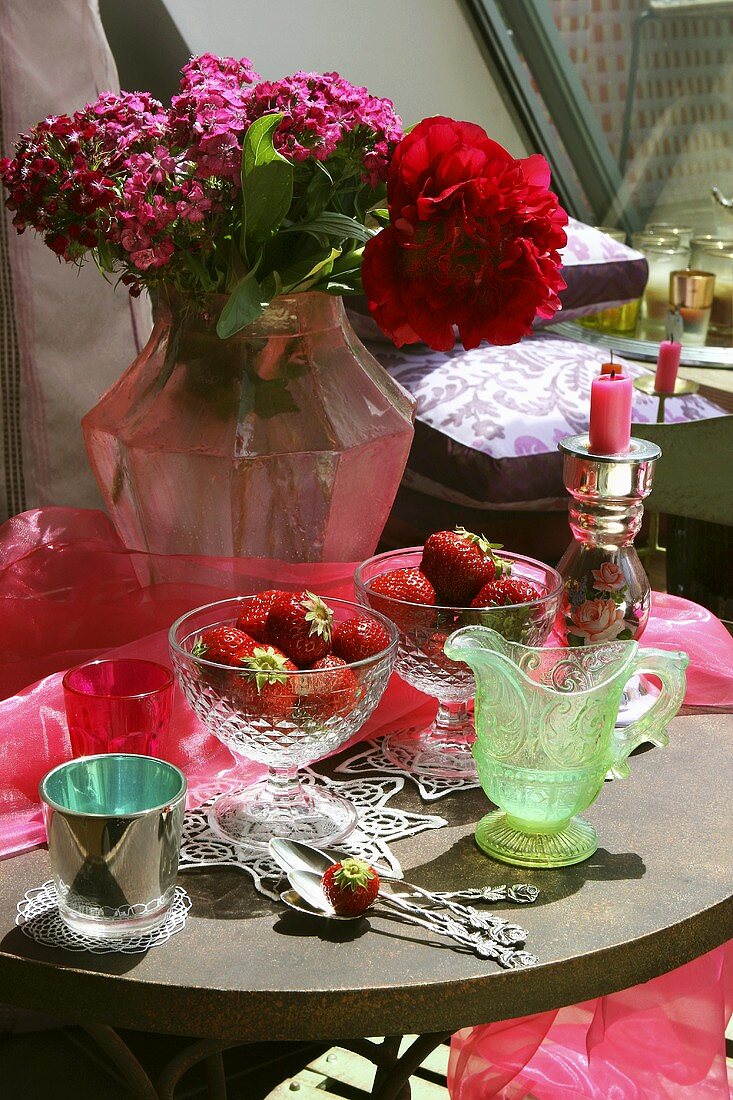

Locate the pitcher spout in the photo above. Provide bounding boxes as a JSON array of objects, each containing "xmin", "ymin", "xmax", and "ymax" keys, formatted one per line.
[{"xmin": 444, "ymin": 626, "xmax": 515, "ymax": 675}]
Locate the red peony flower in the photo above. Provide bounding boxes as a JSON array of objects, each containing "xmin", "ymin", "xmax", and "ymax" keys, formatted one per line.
[{"xmin": 361, "ymin": 116, "xmax": 568, "ymax": 352}]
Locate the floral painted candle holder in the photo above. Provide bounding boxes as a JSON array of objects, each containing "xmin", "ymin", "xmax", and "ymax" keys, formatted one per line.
[{"xmin": 556, "ymin": 434, "xmax": 660, "ymax": 645}]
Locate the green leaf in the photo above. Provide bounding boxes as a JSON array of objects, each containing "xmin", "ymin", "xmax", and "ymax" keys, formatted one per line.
[
  {"xmin": 302, "ymin": 161, "xmax": 336, "ymax": 220},
  {"xmin": 180, "ymin": 249, "xmax": 214, "ymax": 291},
  {"xmin": 240, "ymin": 114, "xmax": 294, "ymax": 256},
  {"xmin": 96, "ymin": 237, "xmax": 116, "ymax": 273},
  {"xmin": 216, "ymin": 272, "xmax": 264, "ymax": 339},
  {"xmin": 280, "ymin": 247, "xmax": 341, "ymax": 293},
  {"xmin": 281, "ymin": 212, "xmax": 374, "ymax": 245}
]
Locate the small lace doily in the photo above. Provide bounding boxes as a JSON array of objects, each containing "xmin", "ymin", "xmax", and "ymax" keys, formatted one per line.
[
  {"xmin": 16, "ymin": 883, "xmax": 191, "ymax": 954},
  {"xmin": 179, "ymin": 769, "xmax": 447, "ymax": 900},
  {"xmin": 334, "ymin": 738, "xmax": 482, "ymax": 801}
]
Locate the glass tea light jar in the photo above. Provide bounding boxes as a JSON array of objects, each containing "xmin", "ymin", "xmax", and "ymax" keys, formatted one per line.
[
  {"xmin": 669, "ymin": 270, "xmax": 715, "ymax": 345},
  {"xmin": 699, "ymin": 247, "xmax": 733, "ymax": 338},
  {"xmin": 690, "ymin": 235, "xmax": 733, "ymax": 270},
  {"xmin": 645, "ymin": 223, "xmax": 693, "ymax": 249},
  {"xmin": 632, "ymin": 233, "xmax": 690, "ymax": 339}
]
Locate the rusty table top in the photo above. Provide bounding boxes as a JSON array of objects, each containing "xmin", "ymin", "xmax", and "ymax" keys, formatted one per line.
[{"xmin": 0, "ymin": 712, "xmax": 731, "ymax": 1043}]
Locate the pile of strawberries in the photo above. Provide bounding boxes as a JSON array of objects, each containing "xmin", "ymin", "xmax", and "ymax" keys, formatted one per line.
[
  {"xmin": 370, "ymin": 527, "xmax": 542, "ymax": 609},
  {"xmin": 191, "ymin": 591, "xmax": 392, "ymax": 720},
  {"xmin": 365, "ymin": 528, "xmax": 545, "ymax": 656}
]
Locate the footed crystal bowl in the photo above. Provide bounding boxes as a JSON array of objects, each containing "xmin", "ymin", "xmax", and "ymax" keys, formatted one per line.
[
  {"xmin": 170, "ymin": 596, "xmax": 397, "ymax": 848},
  {"xmin": 354, "ymin": 548, "xmax": 562, "ymax": 778}
]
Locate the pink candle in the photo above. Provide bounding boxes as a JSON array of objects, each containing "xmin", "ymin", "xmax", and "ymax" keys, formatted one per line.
[
  {"xmin": 654, "ymin": 340, "xmax": 681, "ymax": 394},
  {"xmin": 588, "ymin": 371, "xmax": 633, "ymax": 455}
]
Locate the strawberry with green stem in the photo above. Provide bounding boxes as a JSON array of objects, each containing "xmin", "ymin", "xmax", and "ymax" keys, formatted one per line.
[
  {"xmin": 421, "ymin": 526, "xmax": 510, "ymax": 606},
  {"xmin": 321, "ymin": 857, "xmax": 380, "ymax": 916},
  {"xmin": 265, "ymin": 590, "xmax": 334, "ymax": 666},
  {"xmin": 231, "ymin": 645, "xmax": 298, "ymax": 717},
  {"xmin": 191, "ymin": 625, "xmax": 255, "ymax": 666}
]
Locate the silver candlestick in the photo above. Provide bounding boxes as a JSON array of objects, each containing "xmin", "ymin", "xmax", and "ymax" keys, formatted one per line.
[{"xmin": 555, "ymin": 434, "xmax": 661, "ymax": 646}]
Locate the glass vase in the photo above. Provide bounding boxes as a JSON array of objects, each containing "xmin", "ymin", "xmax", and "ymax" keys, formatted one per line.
[{"xmin": 83, "ymin": 291, "xmax": 415, "ymax": 562}]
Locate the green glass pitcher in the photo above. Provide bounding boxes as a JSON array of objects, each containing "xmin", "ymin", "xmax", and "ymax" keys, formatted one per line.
[{"xmin": 445, "ymin": 627, "xmax": 688, "ymax": 868}]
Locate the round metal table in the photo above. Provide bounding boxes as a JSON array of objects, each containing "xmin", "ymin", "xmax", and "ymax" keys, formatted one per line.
[{"xmin": 0, "ymin": 711, "xmax": 731, "ymax": 1098}]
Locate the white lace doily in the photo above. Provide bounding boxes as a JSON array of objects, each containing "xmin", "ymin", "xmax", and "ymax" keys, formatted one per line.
[
  {"xmin": 16, "ymin": 883, "xmax": 191, "ymax": 954},
  {"xmin": 334, "ymin": 738, "xmax": 482, "ymax": 801},
  {"xmin": 179, "ymin": 769, "xmax": 447, "ymax": 900}
]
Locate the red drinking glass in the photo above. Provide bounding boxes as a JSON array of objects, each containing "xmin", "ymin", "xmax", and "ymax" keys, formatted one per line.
[{"xmin": 62, "ymin": 659, "xmax": 174, "ymax": 758}]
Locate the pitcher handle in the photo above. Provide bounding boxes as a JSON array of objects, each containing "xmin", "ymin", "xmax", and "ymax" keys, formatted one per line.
[{"xmin": 609, "ymin": 648, "xmax": 689, "ymax": 779}]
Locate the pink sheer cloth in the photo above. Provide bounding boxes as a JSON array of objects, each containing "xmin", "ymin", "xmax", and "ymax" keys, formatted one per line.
[
  {"xmin": 448, "ymin": 942, "xmax": 733, "ymax": 1098},
  {"xmin": 1, "ymin": 507, "xmax": 732, "ymax": 1098},
  {"xmin": 0, "ymin": 507, "xmax": 432, "ymax": 857}
]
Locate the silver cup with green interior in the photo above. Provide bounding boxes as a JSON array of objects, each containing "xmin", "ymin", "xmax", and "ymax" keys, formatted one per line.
[{"xmin": 40, "ymin": 754, "xmax": 187, "ymax": 938}]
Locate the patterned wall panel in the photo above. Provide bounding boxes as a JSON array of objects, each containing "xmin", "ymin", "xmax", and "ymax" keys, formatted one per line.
[{"xmin": 550, "ymin": 0, "xmax": 733, "ymax": 214}]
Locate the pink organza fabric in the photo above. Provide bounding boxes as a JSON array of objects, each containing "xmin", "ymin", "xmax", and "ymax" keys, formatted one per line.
[
  {"xmin": 1, "ymin": 506, "xmax": 731, "ymax": 1099},
  {"xmin": 448, "ymin": 942, "xmax": 733, "ymax": 1098},
  {"xmin": 0, "ymin": 507, "xmax": 433, "ymax": 857}
]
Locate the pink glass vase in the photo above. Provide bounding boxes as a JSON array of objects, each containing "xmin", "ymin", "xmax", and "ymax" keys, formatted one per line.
[{"xmin": 82, "ymin": 291, "xmax": 415, "ymax": 562}]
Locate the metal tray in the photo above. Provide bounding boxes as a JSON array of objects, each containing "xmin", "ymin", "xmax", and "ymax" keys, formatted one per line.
[{"xmin": 553, "ymin": 320, "xmax": 733, "ymax": 368}]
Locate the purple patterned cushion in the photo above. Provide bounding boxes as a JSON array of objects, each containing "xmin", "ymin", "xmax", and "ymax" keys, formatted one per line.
[
  {"xmin": 368, "ymin": 334, "xmax": 724, "ymax": 510},
  {"xmin": 545, "ymin": 218, "xmax": 648, "ymax": 325}
]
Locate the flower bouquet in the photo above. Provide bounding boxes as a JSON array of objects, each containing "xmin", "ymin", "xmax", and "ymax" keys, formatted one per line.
[{"xmin": 1, "ymin": 54, "xmax": 568, "ymax": 560}]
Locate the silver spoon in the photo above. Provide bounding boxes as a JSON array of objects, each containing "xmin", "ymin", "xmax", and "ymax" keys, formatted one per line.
[
  {"xmin": 279, "ymin": 884, "xmax": 361, "ymax": 922},
  {"xmin": 269, "ymin": 837, "xmax": 398, "ymax": 881},
  {"xmin": 285, "ymin": 869, "xmax": 537, "ymax": 968},
  {"xmin": 269, "ymin": 838, "xmax": 538, "ymax": 906}
]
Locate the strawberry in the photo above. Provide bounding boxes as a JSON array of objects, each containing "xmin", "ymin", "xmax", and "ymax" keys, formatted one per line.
[
  {"xmin": 321, "ymin": 857, "xmax": 380, "ymax": 916},
  {"xmin": 191, "ymin": 625, "xmax": 255, "ymax": 666},
  {"xmin": 236, "ymin": 589, "xmax": 290, "ymax": 642},
  {"xmin": 331, "ymin": 615, "xmax": 392, "ymax": 663},
  {"xmin": 301, "ymin": 655, "xmax": 359, "ymax": 720},
  {"xmin": 421, "ymin": 630, "xmax": 456, "ymax": 672},
  {"xmin": 370, "ymin": 567, "xmax": 436, "ymax": 605},
  {"xmin": 471, "ymin": 577, "xmax": 542, "ymax": 607},
  {"xmin": 468, "ymin": 577, "xmax": 544, "ymax": 643},
  {"xmin": 231, "ymin": 644, "xmax": 297, "ymax": 717},
  {"xmin": 265, "ymin": 590, "xmax": 334, "ymax": 666},
  {"xmin": 420, "ymin": 526, "xmax": 509, "ymax": 606}
]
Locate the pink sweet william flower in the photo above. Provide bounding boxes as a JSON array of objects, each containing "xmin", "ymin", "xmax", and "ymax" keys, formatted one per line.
[
  {"xmin": 243, "ymin": 71, "xmax": 402, "ymax": 179},
  {"xmin": 179, "ymin": 53, "xmax": 259, "ymax": 91},
  {"xmin": 130, "ymin": 238, "xmax": 174, "ymax": 270},
  {"xmin": 127, "ymin": 146, "xmax": 177, "ymax": 184},
  {"xmin": 569, "ymin": 598, "xmax": 627, "ymax": 643},
  {"xmin": 175, "ymin": 181, "xmax": 212, "ymax": 223},
  {"xmin": 591, "ymin": 562, "xmax": 626, "ymax": 593}
]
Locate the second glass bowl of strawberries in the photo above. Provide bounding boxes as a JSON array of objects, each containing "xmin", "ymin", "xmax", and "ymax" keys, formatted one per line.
[
  {"xmin": 354, "ymin": 530, "xmax": 563, "ymax": 778},
  {"xmin": 170, "ymin": 592, "xmax": 397, "ymax": 849}
]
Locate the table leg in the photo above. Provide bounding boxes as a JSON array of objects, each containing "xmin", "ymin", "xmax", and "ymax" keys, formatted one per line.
[
  {"xmin": 342, "ymin": 1031, "xmax": 452, "ymax": 1100},
  {"xmin": 204, "ymin": 1051, "xmax": 227, "ymax": 1100},
  {"xmin": 82, "ymin": 1024, "xmax": 159, "ymax": 1100},
  {"xmin": 157, "ymin": 1038, "xmax": 239, "ymax": 1099}
]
